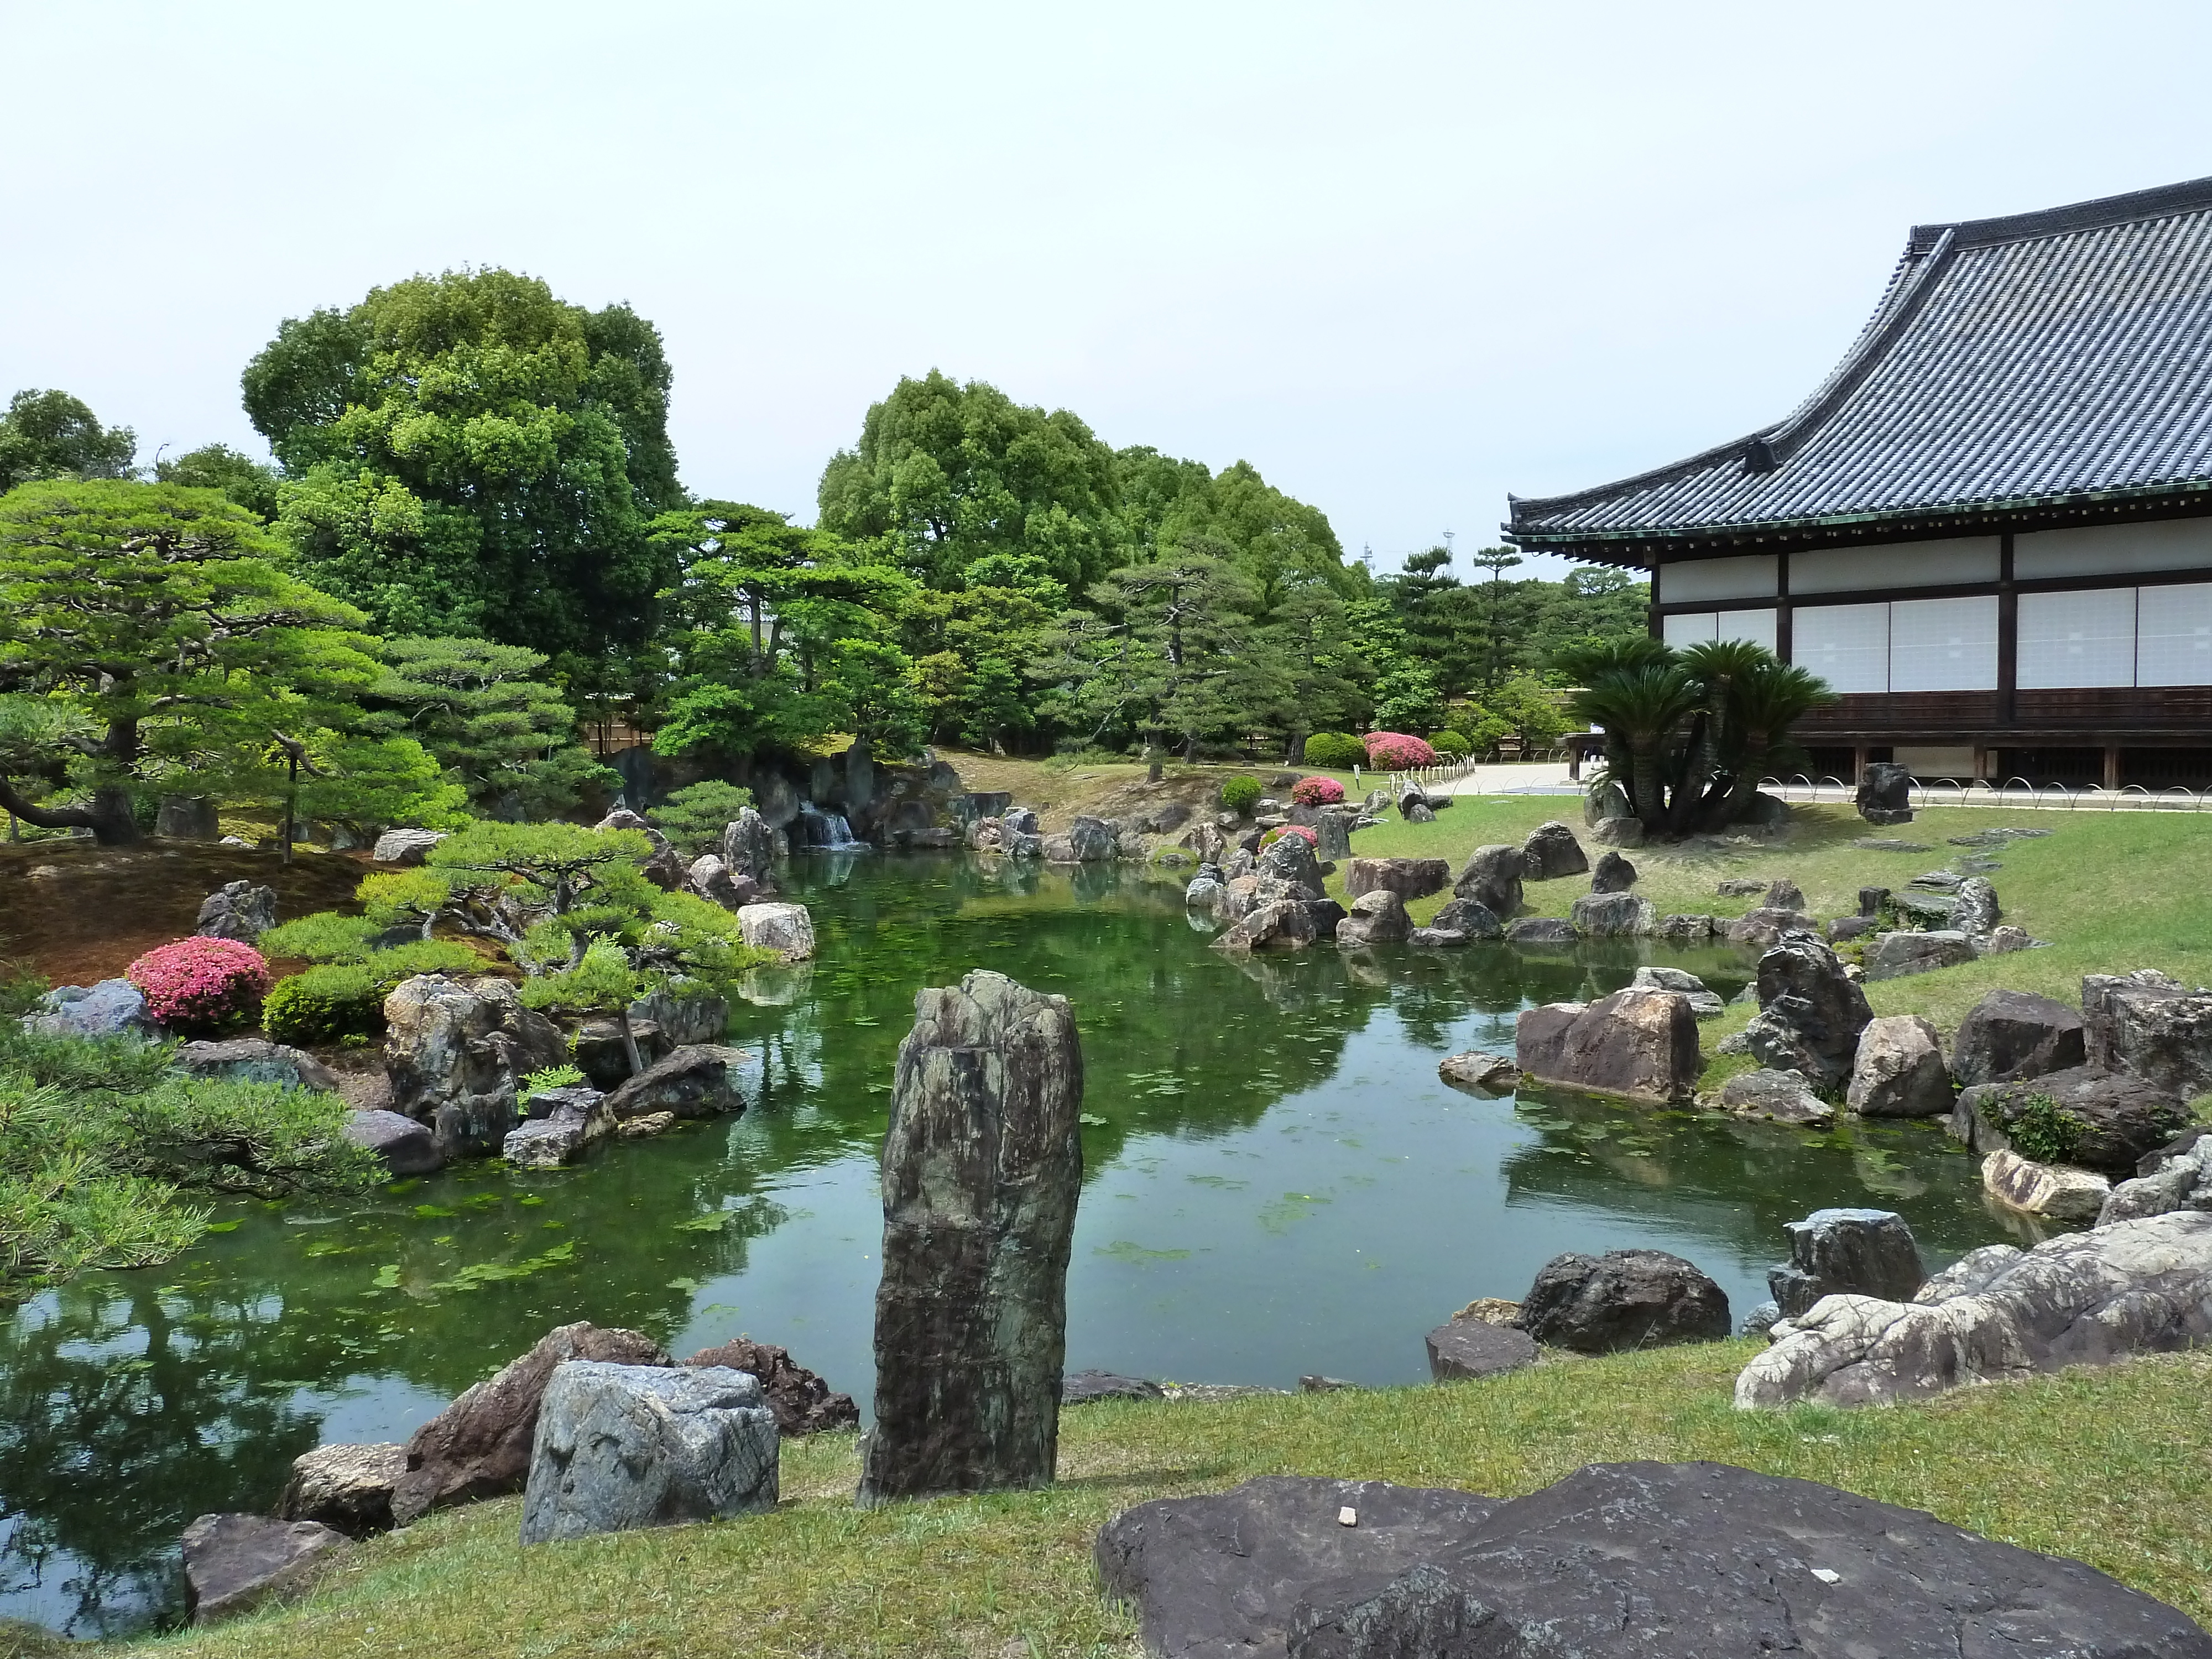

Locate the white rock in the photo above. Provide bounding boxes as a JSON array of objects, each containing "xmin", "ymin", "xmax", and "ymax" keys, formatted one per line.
[
  {"xmin": 738, "ymin": 901, "xmax": 816, "ymax": 963},
  {"xmin": 1981, "ymin": 1148, "xmax": 2110, "ymax": 1223}
]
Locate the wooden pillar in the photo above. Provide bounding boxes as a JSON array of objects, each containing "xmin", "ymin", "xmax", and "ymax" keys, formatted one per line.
[
  {"xmin": 1853, "ymin": 744, "xmax": 1870, "ymax": 784},
  {"xmin": 1997, "ymin": 533, "xmax": 2018, "ymax": 729},
  {"xmin": 2104, "ymin": 745, "xmax": 2122, "ymax": 791},
  {"xmin": 1776, "ymin": 550, "xmax": 1793, "ymax": 662}
]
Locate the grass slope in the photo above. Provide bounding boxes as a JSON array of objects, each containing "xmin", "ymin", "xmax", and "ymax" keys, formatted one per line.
[{"xmin": 131, "ymin": 1348, "xmax": 2212, "ymax": 1658}]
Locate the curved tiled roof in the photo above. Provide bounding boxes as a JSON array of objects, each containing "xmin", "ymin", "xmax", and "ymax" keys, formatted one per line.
[{"xmin": 1509, "ymin": 177, "xmax": 2212, "ymax": 554}]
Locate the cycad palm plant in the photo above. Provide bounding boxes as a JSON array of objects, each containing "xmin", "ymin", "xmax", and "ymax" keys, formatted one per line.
[
  {"xmin": 1712, "ymin": 655, "xmax": 1837, "ymax": 825},
  {"xmin": 1567, "ymin": 662, "xmax": 1705, "ymax": 832}
]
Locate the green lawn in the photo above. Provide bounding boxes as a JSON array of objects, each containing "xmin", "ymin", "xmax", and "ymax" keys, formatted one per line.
[
  {"xmin": 124, "ymin": 1347, "xmax": 2212, "ymax": 1659},
  {"xmin": 1334, "ymin": 795, "xmax": 2212, "ymax": 1035}
]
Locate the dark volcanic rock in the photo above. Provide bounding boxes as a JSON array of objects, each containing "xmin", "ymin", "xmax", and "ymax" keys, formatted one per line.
[
  {"xmin": 1767, "ymin": 1207, "xmax": 1925, "ymax": 1318},
  {"xmin": 602, "ymin": 1043, "xmax": 748, "ymax": 1120},
  {"xmin": 194, "ymin": 880, "xmax": 277, "ymax": 941},
  {"xmin": 1342, "ymin": 857, "xmax": 1449, "ymax": 901},
  {"xmin": 1588, "ymin": 849, "xmax": 1636, "ymax": 893},
  {"xmin": 1854, "ymin": 758, "xmax": 1915, "ymax": 823},
  {"xmin": 1063, "ymin": 1370, "xmax": 1166, "ymax": 1405},
  {"xmin": 1519, "ymin": 820, "xmax": 1588, "ymax": 880},
  {"xmin": 1095, "ymin": 1476, "xmax": 1503, "ymax": 1659},
  {"xmin": 1334, "ymin": 889, "xmax": 1411, "ymax": 947},
  {"xmin": 2084, "ymin": 969, "xmax": 2212, "ymax": 1097},
  {"xmin": 1279, "ymin": 1461, "xmax": 2211, "ymax": 1658},
  {"xmin": 1513, "ymin": 1249, "xmax": 1729, "ymax": 1353},
  {"xmin": 341, "ymin": 1108, "xmax": 444, "ymax": 1176},
  {"xmin": 1952, "ymin": 1065, "xmax": 2195, "ymax": 1176},
  {"xmin": 1429, "ymin": 898, "xmax": 1502, "ymax": 938},
  {"xmin": 1951, "ymin": 988, "xmax": 2085, "ymax": 1086},
  {"xmin": 181, "ymin": 1514, "xmax": 347, "ymax": 1624},
  {"xmin": 1451, "ymin": 844, "xmax": 1524, "ymax": 917},
  {"xmin": 682, "ymin": 1336, "xmax": 858, "ymax": 1435},
  {"xmin": 1745, "ymin": 933, "xmax": 1872, "ymax": 1089},
  {"xmin": 1425, "ymin": 1319, "xmax": 1537, "ymax": 1381},
  {"xmin": 392, "ymin": 1321, "xmax": 669, "ymax": 1524},
  {"xmin": 1504, "ymin": 915, "xmax": 1575, "ymax": 945},
  {"xmin": 858, "ymin": 971, "xmax": 1082, "ymax": 1506}
]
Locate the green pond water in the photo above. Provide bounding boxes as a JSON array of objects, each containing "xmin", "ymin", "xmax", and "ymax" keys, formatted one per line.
[{"xmin": 1, "ymin": 852, "xmax": 2030, "ymax": 1636}]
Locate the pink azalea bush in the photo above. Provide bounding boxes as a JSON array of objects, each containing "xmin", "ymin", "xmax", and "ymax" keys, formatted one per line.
[
  {"xmin": 1290, "ymin": 775, "xmax": 1345, "ymax": 806},
  {"xmin": 1363, "ymin": 731, "xmax": 1439, "ymax": 769},
  {"xmin": 126, "ymin": 937, "xmax": 272, "ymax": 1033},
  {"xmin": 1261, "ymin": 824, "xmax": 1320, "ymax": 848}
]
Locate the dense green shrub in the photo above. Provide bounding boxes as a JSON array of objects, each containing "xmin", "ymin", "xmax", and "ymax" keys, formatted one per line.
[
  {"xmin": 1429, "ymin": 729, "xmax": 1472, "ymax": 759},
  {"xmin": 259, "ymin": 911, "xmax": 385, "ymax": 963},
  {"xmin": 262, "ymin": 941, "xmax": 477, "ymax": 1046},
  {"xmin": 2005, "ymin": 1092, "xmax": 2085, "ymax": 1164},
  {"xmin": 649, "ymin": 780, "xmax": 757, "ymax": 858},
  {"xmin": 1219, "ymin": 775, "xmax": 1262, "ymax": 816},
  {"xmin": 1300, "ymin": 732, "xmax": 1366, "ymax": 770}
]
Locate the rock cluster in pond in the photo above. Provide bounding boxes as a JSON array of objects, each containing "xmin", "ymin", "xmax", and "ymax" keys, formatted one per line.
[
  {"xmin": 858, "ymin": 970, "xmax": 1082, "ymax": 1507},
  {"xmin": 194, "ymin": 879, "xmax": 277, "ymax": 941},
  {"xmin": 1519, "ymin": 820, "xmax": 1588, "ymax": 879},
  {"xmin": 1738, "ymin": 1211, "xmax": 2212, "ymax": 1410},
  {"xmin": 1511, "ymin": 1249, "xmax": 1729, "ymax": 1353},
  {"xmin": 1515, "ymin": 989, "xmax": 1699, "ymax": 1102},
  {"xmin": 383, "ymin": 975, "xmax": 569, "ymax": 1161},
  {"xmin": 603, "ymin": 1043, "xmax": 747, "ymax": 1121},
  {"xmin": 1097, "ymin": 1461, "xmax": 2209, "ymax": 1658},
  {"xmin": 520, "ymin": 1361, "xmax": 779, "ymax": 1544},
  {"xmin": 393, "ymin": 1321, "xmax": 670, "ymax": 1524},
  {"xmin": 1767, "ymin": 1208, "xmax": 1924, "ymax": 1318},
  {"xmin": 180, "ymin": 1513, "xmax": 348, "ymax": 1624}
]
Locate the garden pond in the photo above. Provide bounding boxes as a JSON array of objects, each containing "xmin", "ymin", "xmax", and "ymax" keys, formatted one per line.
[{"xmin": 1, "ymin": 852, "xmax": 2026, "ymax": 1636}]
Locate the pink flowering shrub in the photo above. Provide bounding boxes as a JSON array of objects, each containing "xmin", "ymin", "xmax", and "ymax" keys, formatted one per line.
[
  {"xmin": 1363, "ymin": 731, "xmax": 1439, "ymax": 768},
  {"xmin": 1290, "ymin": 776, "xmax": 1345, "ymax": 806},
  {"xmin": 126, "ymin": 937, "xmax": 272, "ymax": 1033},
  {"xmin": 1261, "ymin": 824, "xmax": 1320, "ymax": 849}
]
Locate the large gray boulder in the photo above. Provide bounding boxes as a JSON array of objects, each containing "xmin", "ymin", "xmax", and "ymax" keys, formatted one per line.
[
  {"xmin": 1588, "ymin": 816, "xmax": 1644, "ymax": 847},
  {"xmin": 1425, "ymin": 1318, "xmax": 1538, "ymax": 1380},
  {"xmin": 1767, "ymin": 1208, "xmax": 1924, "ymax": 1318},
  {"xmin": 1953, "ymin": 875, "xmax": 2002, "ymax": 935},
  {"xmin": 1342, "ymin": 856, "xmax": 1449, "ymax": 901},
  {"xmin": 1950, "ymin": 988, "xmax": 2084, "ymax": 1086},
  {"xmin": 195, "ymin": 879, "xmax": 277, "ymax": 941},
  {"xmin": 393, "ymin": 1322, "xmax": 670, "ymax": 1524},
  {"xmin": 1629, "ymin": 965, "xmax": 1721, "ymax": 1018},
  {"xmin": 1428, "ymin": 898, "xmax": 1502, "ymax": 940},
  {"xmin": 1095, "ymin": 1477, "xmax": 1505, "ymax": 1659},
  {"xmin": 858, "ymin": 971, "xmax": 1082, "ymax": 1507},
  {"xmin": 1723, "ymin": 906, "xmax": 1817, "ymax": 949},
  {"xmin": 278, "ymin": 1443, "xmax": 407, "ymax": 1537},
  {"xmin": 520, "ymin": 1362, "xmax": 778, "ymax": 1544},
  {"xmin": 1264, "ymin": 1462, "xmax": 2212, "ymax": 1657},
  {"xmin": 602, "ymin": 1043, "xmax": 747, "ymax": 1120},
  {"xmin": 502, "ymin": 1086, "xmax": 614, "ymax": 1168},
  {"xmin": 1308, "ymin": 808, "xmax": 1355, "ymax": 862},
  {"xmin": 342, "ymin": 1108, "xmax": 444, "ymax": 1176},
  {"xmin": 1717, "ymin": 1068, "xmax": 1833, "ymax": 1126},
  {"xmin": 1256, "ymin": 831, "xmax": 1324, "ymax": 893},
  {"xmin": 1212, "ymin": 898, "xmax": 1319, "ymax": 953},
  {"xmin": 1568, "ymin": 891, "xmax": 1655, "ymax": 937},
  {"xmin": 1334, "ymin": 889, "xmax": 1410, "ymax": 948},
  {"xmin": 1452, "ymin": 844, "xmax": 1524, "ymax": 916},
  {"xmin": 1865, "ymin": 928, "xmax": 1978, "ymax": 980},
  {"xmin": 2103, "ymin": 1131, "xmax": 2212, "ymax": 1224},
  {"xmin": 737, "ymin": 900, "xmax": 816, "ymax": 962},
  {"xmin": 156, "ymin": 794, "xmax": 221, "ymax": 839},
  {"xmin": 1513, "ymin": 1249, "xmax": 1729, "ymax": 1353},
  {"xmin": 382, "ymin": 975, "xmax": 568, "ymax": 1160},
  {"xmin": 180, "ymin": 1514, "xmax": 347, "ymax": 1624},
  {"xmin": 1519, "ymin": 820, "xmax": 1588, "ymax": 880},
  {"xmin": 1738, "ymin": 1212, "xmax": 2212, "ymax": 1410},
  {"xmin": 1514, "ymin": 989, "xmax": 1699, "ymax": 1103},
  {"xmin": 2083, "ymin": 968, "xmax": 2212, "ymax": 1097},
  {"xmin": 1744, "ymin": 933, "xmax": 1871, "ymax": 1090},
  {"xmin": 685, "ymin": 852, "xmax": 747, "ymax": 909},
  {"xmin": 1845, "ymin": 1014, "xmax": 1951, "ymax": 1118},
  {"xmin": 21, "ymin": 978, "xmax": 155, "ymax": 1039},
  {"xmin": 173, "ymin": 1037, "xmax": 338, "ymax": 1092},
  {"xmin": 627, "ymin": 984, "xmax": 729, "ymax": 1045},
  {"xmin": 1949, "ymin": 1065, "xmax": 2194, "ymax": 1176},
  {"xmin": 721, "ymin": 808, "xmax": 780, "ymax": 883},
  {"xmin": 372, "ymin": 827, "xmax": 447, "ymax": 865},
  {"xmin": 1057, "ymin": 815, "xmax": 1114, "ymax": 862}
]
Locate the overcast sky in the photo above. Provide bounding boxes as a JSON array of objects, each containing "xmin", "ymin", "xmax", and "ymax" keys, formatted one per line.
[{"xmin": 6, "ymin": 1, "xmax": 2210, "ymax": 581}]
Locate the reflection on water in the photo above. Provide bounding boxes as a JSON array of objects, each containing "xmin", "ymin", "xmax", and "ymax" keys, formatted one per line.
[{"xmin": 0, "ymin": 854, "xmax": 2010, "ymax": 1635}]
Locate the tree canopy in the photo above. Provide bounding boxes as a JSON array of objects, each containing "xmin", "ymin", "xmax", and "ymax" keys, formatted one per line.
[
  {"xmin": 0, "ymin": 390, "xmax": 137, "ymax": 494},
  {"xmin": 242, "ymin": 269, "xmax": 682, "ymax": 659}
]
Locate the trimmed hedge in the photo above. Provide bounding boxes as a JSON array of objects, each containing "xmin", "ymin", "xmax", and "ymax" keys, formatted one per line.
[{"xmin": 1301, "ymin": 732, "xmax": 1367, "ymax": 770}]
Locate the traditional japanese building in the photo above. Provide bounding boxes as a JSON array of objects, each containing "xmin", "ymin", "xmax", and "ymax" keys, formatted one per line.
[{"xmin": 1506, "ymin": 176, "xmax": 2212, "ymax": 789}]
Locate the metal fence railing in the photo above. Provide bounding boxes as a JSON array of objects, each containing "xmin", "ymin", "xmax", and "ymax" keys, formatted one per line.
[
  {"xmin": 1381, "ymin": 755, "xmax": 1483, "ymax": 799},
  {"xmin": 1758, "ymin": 774, "xmax": 2212, "ymax": 812}
]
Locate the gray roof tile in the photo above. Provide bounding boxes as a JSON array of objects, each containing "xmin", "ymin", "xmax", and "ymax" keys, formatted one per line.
[{"xmin": 1510, "ymin": 177, "xmax": 2212, "ymax": 550}]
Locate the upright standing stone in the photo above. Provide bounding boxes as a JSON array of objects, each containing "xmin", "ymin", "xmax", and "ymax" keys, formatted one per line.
[{"xmin": 858, "ymin": 971, "xmax": 1083, "ymax": 1507}]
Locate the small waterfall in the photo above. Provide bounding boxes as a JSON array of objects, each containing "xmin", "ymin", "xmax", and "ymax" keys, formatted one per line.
[{"xmin": 793, "ymin": 803, "xmax": 869, "ymax": 852}]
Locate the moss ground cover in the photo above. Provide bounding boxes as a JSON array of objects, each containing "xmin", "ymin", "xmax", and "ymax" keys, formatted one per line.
[{"xmin": 123, "ymin": 1347, "xmax": 2212, "ymax": 1658}]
